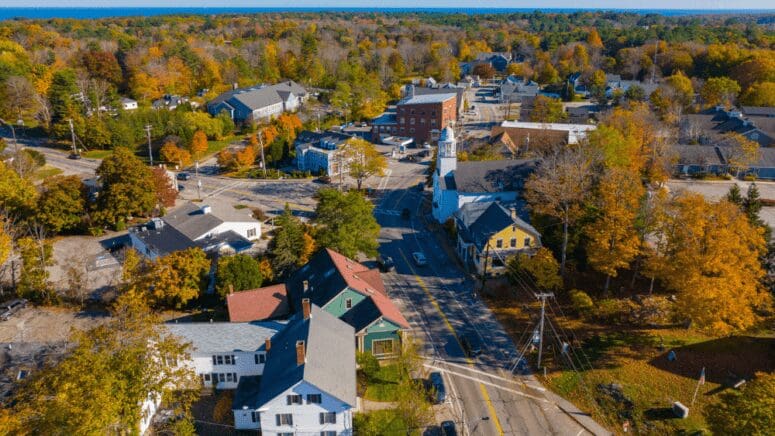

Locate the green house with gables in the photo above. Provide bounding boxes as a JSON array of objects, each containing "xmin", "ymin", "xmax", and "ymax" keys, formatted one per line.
[{"xmin": 287, "ymin": 249, "xmax": 409, "ymax": 358}]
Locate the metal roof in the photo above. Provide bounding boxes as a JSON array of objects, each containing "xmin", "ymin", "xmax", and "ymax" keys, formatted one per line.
[
  {"xmin": 398, "ymin": 93, "xmax": 457, "ymax": 105},
  {"xmin": 165, "ymin": 321, "xmax": 286, "ymax": 354}
]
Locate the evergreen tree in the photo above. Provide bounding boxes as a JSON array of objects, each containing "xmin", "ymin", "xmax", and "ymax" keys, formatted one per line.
[
  {"xmin": 314, "ymin": 188, "xmax": 380, "ymax": 258},
  {"xmin": 726, "ymin": 184, "xmax": 744, "ymax": 206},
  {"xmin": 270, "ymin": 204, "xmax": 307, "ymax": 277}
]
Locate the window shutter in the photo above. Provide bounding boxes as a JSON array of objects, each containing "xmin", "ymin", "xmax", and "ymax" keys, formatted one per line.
[
  {"xmin": 319, "ymin": 412, "xmax": 324, "ymax": 424},
  {"xmin": 286, "ymin": 395, "xmax": 291, "ymax": 405},
  {"xmin": 212, "ymin": 355, "xmax": 216, "ymax": 365},
  {"xmin": 276, "ymin": 414, "xmax": 281, "ymax": 426}
]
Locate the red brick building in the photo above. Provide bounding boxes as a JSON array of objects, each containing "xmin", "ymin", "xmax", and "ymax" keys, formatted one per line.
[{"xmin": 372, "ymin": 91, "xmax": 458, "ymax": 144}]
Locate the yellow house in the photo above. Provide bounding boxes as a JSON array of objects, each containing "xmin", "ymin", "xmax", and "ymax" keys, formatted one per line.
[{"xmin": 453, "ymin": 201, "xmax": 541, "ymax": 275}]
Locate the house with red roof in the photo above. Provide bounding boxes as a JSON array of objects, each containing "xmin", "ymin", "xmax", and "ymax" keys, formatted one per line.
[
  {"xmin": 226, "ymin": 284, "xmax": 290, "ymax": 322},
  {"xmin": 285, "ymin": 248, "xmax": 409, "ymax": 358}
]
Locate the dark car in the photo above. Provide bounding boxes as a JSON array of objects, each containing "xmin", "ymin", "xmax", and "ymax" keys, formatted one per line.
[
  {"xmin": 401, "ymin": 208, "xmax": 410, "ymax": 220},
  {"xmin": 461, "ymin": 333, "xmax": 483, "ymax": 357},
  {"xmin": 178, "ymin": 184, "xmax": 185, "ymax": 191},
  {"xmin": 427, "ymin": 372, "xmax": 446, "ymax": 404},
  {"xmin": 0, "ymin": 299, "xmax": 27, "ymax": 321},
  {"xmin": 67, "ymin": 153, "xmax": 82, "ymax": 160},
  {"xmin": 377, "ymin": 255, "xmax": 395, "ymax": 272},
  {"xmin": 176, "ymin": 172, "xmax": 191, "ymax": 181},
  {"xmin": 441, "ymin": 421, "xmax": 457, "ymax": 436}
]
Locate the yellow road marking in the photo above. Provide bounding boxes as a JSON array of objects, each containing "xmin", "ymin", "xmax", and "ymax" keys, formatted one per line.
[{"xmin": 398, "ymin": 248, "xmax": 505, "ymax": 436}]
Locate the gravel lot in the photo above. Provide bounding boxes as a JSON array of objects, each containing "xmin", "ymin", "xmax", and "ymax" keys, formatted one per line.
[{"xmin": 0, "ymin": 306, "xmax": 107, "ymax": 343}]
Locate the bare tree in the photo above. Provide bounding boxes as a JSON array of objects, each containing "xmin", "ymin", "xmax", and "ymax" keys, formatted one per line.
[
  {"xmin": 525, "ymin": 145, "xmax": 599, "ymax": 273},
  {"xmin": 4, "ymin": 76, "xmax": 36, "ymax": 122}
]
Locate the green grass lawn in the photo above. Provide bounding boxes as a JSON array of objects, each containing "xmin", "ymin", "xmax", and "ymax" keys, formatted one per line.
[
  {"xmin": 353, "ymin": 409, "xmax": 411, "ymax": 435},
  {"xmin": 363, "ymin": 364, "xmax": 403, "ymax": 402},
  {"xmin": 33, "ymin": 165, "xmax": 63, "ymax": 181},
  {"xmin": 483, "ymin": 290, "xmax": 775, "ymax": 435},
  {"xmin": 206, "ymin": 135, "xmax": 239, "ymax": 156},
  {"xmin": 82, "ymin": 149, "xmax": 114, "ymax": 159}
]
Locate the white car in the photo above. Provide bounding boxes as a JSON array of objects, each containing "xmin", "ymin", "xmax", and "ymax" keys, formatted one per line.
[{"xmin": 412, "ymin": 252, "xmax": 427, "ymax": 266}]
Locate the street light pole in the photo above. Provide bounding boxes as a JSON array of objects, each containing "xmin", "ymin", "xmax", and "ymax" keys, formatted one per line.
[{"xmin": 144, "ymin": 124, "xmax": 153, "ymax": 166}]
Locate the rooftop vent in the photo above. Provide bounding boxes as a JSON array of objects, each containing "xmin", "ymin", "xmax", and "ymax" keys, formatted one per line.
[{"xmin": 201, "ymin": 205, "xmax": 212, "ymax": 215}]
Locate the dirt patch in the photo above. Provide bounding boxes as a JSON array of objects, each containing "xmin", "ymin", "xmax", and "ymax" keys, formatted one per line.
[
  {"xmin": 48, "ymin": 233, "xmax": 127, "ymax": 301},
  {"xmin": 0, "ymin": 306, "xmax": 108, "ymax": 343}
]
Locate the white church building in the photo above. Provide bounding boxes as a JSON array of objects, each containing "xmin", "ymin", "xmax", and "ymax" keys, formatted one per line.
[{"xmin": 431, "ymin": 126, "xmax": 539, "ymax": 223}]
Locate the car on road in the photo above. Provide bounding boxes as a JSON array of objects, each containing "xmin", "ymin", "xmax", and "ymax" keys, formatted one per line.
[
  {"xmin": 377, "ymin": 255, "xmax": 395, "ymax": 272},
  {"xmin": 177, "ymin": 172, "xmax": 191, "ymax": 181},
  {"xmin": 441, "ymin": 421, "xmax": 457, "ymax": 436},
  {"xmin": 426, "ymin": 372, "xmax": 446, "ymax": 404},
  {"xmin": 68, "ymin": 153, "xmax": 81, "ymax": 160},
  {"xmin": 412, "ymin": 252, "xmax": 427, "ymax": 266},
  {"xmin": 401, "ymin": 208, "xmax": 410, "ymax": 220},
  {"xmin": 0, "ymin": 299, "xmax": 27, "ymax": 321},
  {"xmin": 178, "ymin": 184, "xmax": 185, "ymax": 191},
  {"xmin": 461, "ymin": 333, "xmax": 483, "ymax": 357}
]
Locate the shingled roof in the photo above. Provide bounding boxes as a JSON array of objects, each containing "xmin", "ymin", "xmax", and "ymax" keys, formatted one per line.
[
  {"xmin": 455, "ymin": 202, "xmax": 540, "ymax": 252},
  {"xmin": 227, "ymin": 284, "xmax": 290, "ymax": 322},
  {"xmin": 287, "ymin": 249, "xmax": 409, "ymax": 330},
  {"xmin": 453, "ymin": 159, "xmax": 539, "ymax": 194},
  {"xmin": 235, "ymin": 305, "xmax": 356, "ymax": 410}
]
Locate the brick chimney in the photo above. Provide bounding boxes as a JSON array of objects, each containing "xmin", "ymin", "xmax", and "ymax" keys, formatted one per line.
[
  {"xmin": 302, "ymin": 298, "xmax": 311, "ymax": 320},
  {"xmin": 510, "ymin": 207, "xmax": 517, "ymax": 220},
  {"xmin": 296, "ymin": 340, "xmax": 305, "ymax": 366},
  {"xmin": 303, "ymin": 280, "xmax": 309, "ymax": 292},
  {"xmin": 265, "ymin": 337, "xmax": 271, "ymax": 352},
  {"xmin": 229, "ymin": 284, "xmax": 234, "ymax": 295}
]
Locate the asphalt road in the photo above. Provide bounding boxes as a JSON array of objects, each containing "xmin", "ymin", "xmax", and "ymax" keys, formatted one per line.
[{"xmin": 374, "ymin": 159, "xmax": 607, "ymax": 435}]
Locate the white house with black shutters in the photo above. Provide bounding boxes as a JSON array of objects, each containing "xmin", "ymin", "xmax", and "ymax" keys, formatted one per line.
[{"xmin": 232, "ymin": 300, "xmax": 357, "ymax": 434}]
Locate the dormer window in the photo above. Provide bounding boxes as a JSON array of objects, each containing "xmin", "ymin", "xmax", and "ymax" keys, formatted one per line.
[{"xmin": 345, "ymin": 298, "xmax": 353, "ymax": 309}]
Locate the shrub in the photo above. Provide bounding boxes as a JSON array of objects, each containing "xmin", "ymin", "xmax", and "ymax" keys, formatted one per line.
[
  {"xmin": 632, "ymin": 295, "xmax": 673, "ymax": 326},
  {"xmin": 212, "ymin": 391, "xmax": 234, "ymax": 424},
  {"xmin": 744, "ymin": 173, "xmax": 757, "ymax": 181},
  {"xmin": 593, "ymin": 298, "xmax": 637, "ymax": 324},
  {"xmin": 357, "ymin": 351, "xmax": 380, "ymax": 382},
  {"xmin": 114, "ymin": 218, "xmax": 126, "ymax": 231},
  {"xmin": 569, "ymin": 289, "xmax": 594, "ymax": 317},
  {"xmin": 252, "ymin": 207, "xmax": 268, "ymax": 221}
]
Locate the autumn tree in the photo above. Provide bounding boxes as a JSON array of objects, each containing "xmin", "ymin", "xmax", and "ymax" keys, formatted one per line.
[
  {"xmin": 189, "ymin": 130, "xmax": 208, "ymax": 161},
  {"xmin": 584, "ymin": 168, "xmax": 644, "ymax": 292},
  {"xmin": 525, "ymin": 145, "xmax": 597, "ymax": 273},
  {"xmin": 587, "ymin": 29, "xmax": 604, "ymax": 50},
  {"xmin": 36, "ymin": 175, "xmax": 86, "ymax": 234},
  {"xmin": 507, "ymin": 247, "xmax": 562, "ymax": 291},
  {"xmin": 739, "ymin": 81, "xmax": 775, "ymax": 107},
  {"xmin": 472, "ymin": 63, "xmax": 496, "ymax": 80},
  {"xmin": 314, "ymin": 188, "xmax": 380, "ymax": 258},
  {"xmin": 234, "ymin": 146, "xmax": 257, "ymax": 171},
  {"xmin": 6, "ymin": 290, "xmax": 199, "ymax": 434},
  {"xmin": 94, "ymin": 147, "xmax": 156, "ymax": 227},
  {"xmin": 650, "ymin": 193, "xmax": 769, "ymax": 333},
  {"xmin": 340, "ymin": 138, "xmax": 388, "ymax": 190},
  {"xmin": 0, "ymin": 160, "xmax": 38, "ymax": 218},
  {"xmin": 151, "ymin": 167, "xmax": 178, "ymax": 209},
  {"xmin": 588, "ymin": 69, "xmax": 608, "ymax": 104},
  {"xmin": 216, "ymin": 149, "xmax": 236, "ymax": 171},
  {"xmin": 269, "ymin": 204, "xmax": 313, "ymax": 277},
  {"xmin": 16, "ymin": 234, "xmax": 56, "ymax": 304},
  {"xmin": 650, "ymin": 71, "xmax": 694, "ymax": 123},
  {"xmin": 530, "ymin": 95, "xmax": 567, "ymax": 123},
  {"xmin": 216, "ymin": 254, "xmax": 264, "ymax": 298},
  {"xmin": 725, "ymin": 133, "xmax": 760, "ymax": 177},
  {"xmin": 700, "ymin": 77, "xmax": 741, "ymax": 109},
  {"xmin": 161, "ymin": 141, "xmax": 192, "ymax": 168},
  {"xmin": 706, "ymin": 371, "xmax": 775, "ymax": 435},
  {"xmin": 148, "ymin": 247, "xmax": 210, "ymax": 309}
]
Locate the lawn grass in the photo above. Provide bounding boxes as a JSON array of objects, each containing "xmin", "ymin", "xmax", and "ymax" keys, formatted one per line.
[
  {"xmin": 33, "ymin": 165, "xmax": 63, "ymax": 181},
  {"xmin": 483, "ymin": 290, "xmax": 775, "ymax": 435},
  {"xmin": 206, "ymin": 135, "xmax": 239, "ymax": 156},
  {"xmin": 82, "ymin": 149, "xmax": 114, "ymax": 159},
  {"xmin": 363, "ymin": 364, "xmax": 403, "ymax": 402},
  {"xmin": 354, "ymin": 409, "xmax": 412, "ymax": 435}
]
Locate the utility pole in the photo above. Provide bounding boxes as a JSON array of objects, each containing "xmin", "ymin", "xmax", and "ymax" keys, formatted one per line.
[
  {"xmin": 257, "ymin": 130, "xmax": 267, "ymax": 178},
  {"xmin": 144, "ymin": 124, "xmax": 153, "ymax": 166},
  {"xmin": 536, "ymin": 292, "xmax": 554, "ymax": 370},
  {"xmin": 68, "ymin": 118, "xmax": 77, "ymax": 156},
  {"xmin": 479, "ymin": 243, "xmax": 491, "ymax": 293}
]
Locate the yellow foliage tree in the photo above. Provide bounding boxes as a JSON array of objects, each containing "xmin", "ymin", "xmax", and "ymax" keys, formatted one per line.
[
  {"xmin": 585, "ymin": 168, "xmax": 644, "ymax": 293},
  {"xmin": 652, "ymin": 193, "xmax": 770, "ymax": 334},
  {"xmin": 189, "ymin": 130, "xmax": 208, "ymax": 161},
  {"xmin": 160, "ymin": 141, "xmax": 192, "ymax": 168},
  {"xmin": 234, "ymin": 146, "xmax": 257, "ymax": 170},
  {"xmin": 587, "ymin": 28, "xmax": 604, "ymax": 49}
]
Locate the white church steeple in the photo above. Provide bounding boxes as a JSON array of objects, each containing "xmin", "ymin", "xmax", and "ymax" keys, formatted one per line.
[{"xmin": 437, "ymin": 126, "xmax": 457, "ymax": 178}]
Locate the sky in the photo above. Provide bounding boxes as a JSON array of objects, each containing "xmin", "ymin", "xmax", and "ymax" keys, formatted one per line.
[{"xmin": 1, "ymin": 0, "xmax": 773, "ymax": 10}]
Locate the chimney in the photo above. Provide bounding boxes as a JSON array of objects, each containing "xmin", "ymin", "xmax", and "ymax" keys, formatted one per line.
[
  {"xmin": 302, "ymin": 298, "xmax": 311, "ymax": 320},
  {"xmin": 302, "ymin": 280, "xmax": 309, "ymax": 292},
  {"xmin": 510, "ymin": 207, "xmax": 517, "ymax": 219},
  {"xmin": 232, "ymin": 82, "xmax": 239, "ymax": 90},
  {"xmin": 265, "ymin": 337, "xmax": 271, "ymax": 352},
  {"xmin": 296, "ymin": 340, "xmax": 305, "ymax": 366}
]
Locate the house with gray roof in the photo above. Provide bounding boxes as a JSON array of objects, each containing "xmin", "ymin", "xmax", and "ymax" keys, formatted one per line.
[
  {"xmin": 232, "ymin": 301, "xmax": 356, "ymax": 433},
  {"xmin": 294, "ymin": 130, "xmax": 354, "ymax": 176},
  {"xmin": 208, "ymin": 80, "xmax": 308, "ymax": 123},
  {"xmin": 129, "ymin": 202, "xmax": 261, "ymax": 259},
  {"xmin": 454, "ymin": 201, "xmax": 541, "ymax": 275},
  {"xmin": 498, "ymin": 76, "xmax": 540, "ymax": 103},
  {"xmin": 674, "ymin": 144, "xmax": 775, "ymax": 180},
  {"xmin": 165, "ymin": 320, "xmax": 285, "ymax": 390},
  {"xmin": 432, "ymin": 126, "xmax": 539, "ymax": 223}
]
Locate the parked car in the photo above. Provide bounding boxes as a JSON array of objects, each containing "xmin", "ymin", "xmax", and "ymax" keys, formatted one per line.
[
  {"xmin": 178, "ymin": 184, "xmax": 185, "ymax": 191},
  {"xmin": 401, "ymin": 208, "xmax": 410, "ymax": 220},
  {"xmin": 176, "ymin": 172, "xmax": 191, "ymax": 181},
  {"xmin": 377, "ymin": 255, "xmax": 395, "ymax": 272},
  {"xmin": 0, "ymin": 299, "xmax": 27, "ymax": 321},
  {"xmin": 412, "ymin": 252, "xmax": 427, "ymax": 266},
  {"xmin": 68, "ymin": 153, "xmax": 82, "ymax": 160},
  {"xmin": 441, "ymin": 421, "xmax": 457, "ymax": 436},
  {"xmin": 427, "ymin": 372, "xmax": 446, "ymax": 404},
  {"xmin": 461, "ymin": 333, "xmax": 483, "ymax": 357}
]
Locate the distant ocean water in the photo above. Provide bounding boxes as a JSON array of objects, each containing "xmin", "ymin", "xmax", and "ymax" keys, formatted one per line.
[{"xmin": 0, "ymin": 7, "xmax": 773, "ymax": 21}]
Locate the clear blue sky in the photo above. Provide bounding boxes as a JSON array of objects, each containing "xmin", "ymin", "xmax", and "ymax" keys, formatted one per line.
[{"xmin": 1, "ymin": 1, "xmax": 772, "ymax": 10}]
